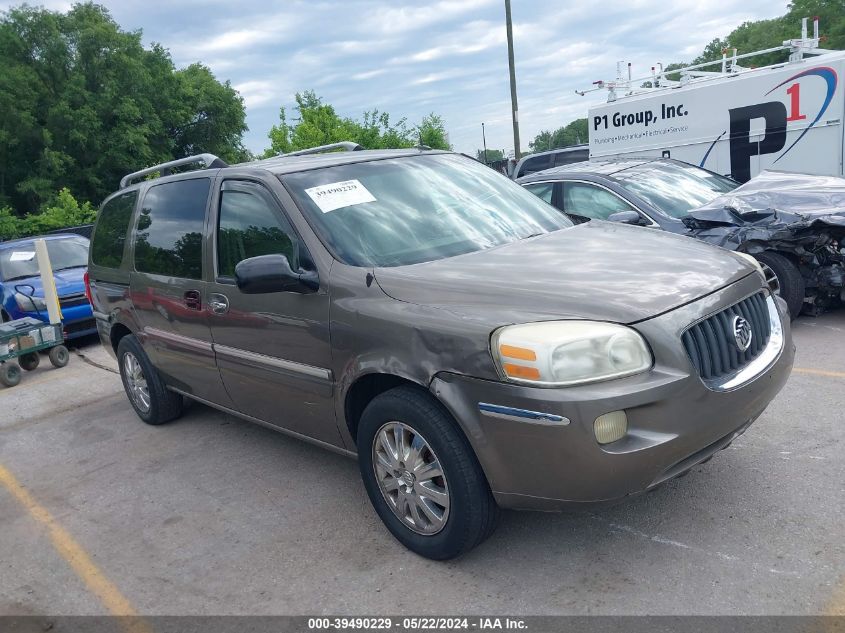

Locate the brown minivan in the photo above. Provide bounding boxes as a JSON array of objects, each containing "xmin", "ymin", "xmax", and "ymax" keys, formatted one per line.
[{"xmin": 87, "ymin": 144, "xmax": 793, "ymax": 559}]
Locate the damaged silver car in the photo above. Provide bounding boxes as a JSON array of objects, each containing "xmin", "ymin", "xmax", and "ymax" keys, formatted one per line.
[{"xmin": 519, "ymin": 159, "xmax": 845, "ymax": 318}]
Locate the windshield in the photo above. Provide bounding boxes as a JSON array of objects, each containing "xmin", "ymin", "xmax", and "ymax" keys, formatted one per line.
[
  {"xmin": 0, "ymin": 236, "xmax": 89, "ymax": 281},
  {"xmin": 282, "ymin": 153, "xmax": 573, "ymax": 267},
  {"xmin": 613, "ymin": 161, "xmax": 738, "ymax": 218}
]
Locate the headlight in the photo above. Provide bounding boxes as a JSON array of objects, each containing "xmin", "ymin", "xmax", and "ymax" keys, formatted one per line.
[
  {"xmin": 736, "ymin": 252, "xmax": 766, "ymax": 280},
  {"xmin": 15, "ymin": 292, "xmax": 47, "ymax": 311},
  {"xmin": 491, "ymin": 321, "xmax": 653, "ymax": 386}
]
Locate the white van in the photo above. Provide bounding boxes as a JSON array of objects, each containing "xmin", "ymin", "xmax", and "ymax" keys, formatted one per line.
[{"xmin": 585, "ymin": 19, "xmax": 844, "ymax": 181}]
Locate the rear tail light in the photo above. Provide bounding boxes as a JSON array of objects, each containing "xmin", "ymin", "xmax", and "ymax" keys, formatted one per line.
[{"xmin": 83, "ymin": 270, "xmax": 93, "ymax": 305}]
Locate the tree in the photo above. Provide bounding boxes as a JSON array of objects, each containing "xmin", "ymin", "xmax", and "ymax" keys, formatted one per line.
[
  {"xmin": 662, "ymin": 0, "xmax": 845, "ymax": 79},
  {"xmin": 265, "ymin": 91, "xmax": 408, "ymax": 156},
  {"xmin": 528, "ymin": 119, "xmax": 588, "ymax": 153},
  {"xmin": 788, "ymin": 0, "xmax": 845, "ymax": 51},
  {"xmin": 416, "ymin": 113, "xmax": 451, "ymax": 150},
  {"xmin": 0, "ymin": 188, "xmax": 95, "ymax": 239},
  {"xmin": 264, "ymin": 91, "xmax": 451, "ymax": 155},
  {"xmin": 0, "ymin": 3, "xmax": 247, "ymax": 216},
  {"xmin": 476, "ymin": 148, "xmax": 505, "ymax": 163},
  {"xmin": 170, "ymin": 64, "xmax": 249, "ymax": 164}
]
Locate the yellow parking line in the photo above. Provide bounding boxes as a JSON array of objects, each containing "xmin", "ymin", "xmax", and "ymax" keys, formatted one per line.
[
  {"xmin": 0, "ymin": 463, "xmax": 150, "ymax": 631},
  {"xmin": 793, "ymin": 367, "xmax": 845, "ymax": 379}
]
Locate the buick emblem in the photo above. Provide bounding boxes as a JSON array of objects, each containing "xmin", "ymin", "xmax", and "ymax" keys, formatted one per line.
[{"xmin": 732, "ymin": 315, "xmax": 753, "ymax": 352}]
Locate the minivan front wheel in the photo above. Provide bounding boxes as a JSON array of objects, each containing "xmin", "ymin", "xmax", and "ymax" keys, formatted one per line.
[
  {"xmin": 117, "ymin": 335, "xmax": 183, "ymax": 425},
  {"xmin": 372, "ymin": 421, "xmax": 451, "ymax": 535},
  {"xmin": 357, "ymin": 386, "xmax": 499, "ymax": 560}
]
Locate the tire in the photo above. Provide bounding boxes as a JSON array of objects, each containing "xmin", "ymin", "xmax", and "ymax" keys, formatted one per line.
[
  {"xmin": 18, "ymin": 352, "xmax": 40, "ymax": 371},
  {"xmin": 116, "ymin": 334, "xmax": 183, "ymax": 425},
  {"xmin": 357, "ymin": 385, "xmax": 500, "ymax": 560},
  {"xmin": 755, "ymin": 251, "xmax": 805, "ymax": 319},
  {"xmin": 48, "ymin": 345, "xmax": 69, "ymax": 368},
  {"xmin": 0, "ymin": 363, "xmax": 21, "ymax": 388}
]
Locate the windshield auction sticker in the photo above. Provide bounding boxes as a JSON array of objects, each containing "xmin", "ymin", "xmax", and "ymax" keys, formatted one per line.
[
  {"xmin": 305, "ymin": 179, "xmax": 376, "ymax": 213},
  {"xmin": 9, "ymin": 251, "xmax": 35, "ymax": 261}
]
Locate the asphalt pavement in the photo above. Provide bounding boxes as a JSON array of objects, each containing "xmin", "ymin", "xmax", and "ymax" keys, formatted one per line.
[{"xmin": 0, "ymin": 313, "xmax": 842, "ymax": 616}]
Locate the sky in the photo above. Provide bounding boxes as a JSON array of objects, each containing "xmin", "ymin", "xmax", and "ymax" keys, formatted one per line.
[{"xmin": 1, "ymin": 0, "xmax": 788, "ymax": 156}]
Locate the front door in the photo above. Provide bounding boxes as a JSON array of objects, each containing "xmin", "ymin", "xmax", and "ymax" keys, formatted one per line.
[{"xmin": 205, "ymin": 178, "xmax": 339, "ymax": 445}]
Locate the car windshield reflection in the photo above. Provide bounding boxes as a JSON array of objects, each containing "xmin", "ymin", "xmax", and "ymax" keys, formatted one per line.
[{"xmin": 614, "ymin": 162, "xmax": 738, "ymax": 218}]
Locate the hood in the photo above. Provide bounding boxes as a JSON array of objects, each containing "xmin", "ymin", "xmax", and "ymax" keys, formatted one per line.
[
  {"xmin": 4, "ymin": 267, "xmax": 86, "ymax": 298},
  {"xmin": 688, "ymin": 170, "xmax": 845, "ymax": 227},
  {"xmin": 684, "ymin": 171, "xmax": 845, "ymax": 250},
  {"xmin": 374, "ymin": 221, "xmax": 752, "ymax": 324}
]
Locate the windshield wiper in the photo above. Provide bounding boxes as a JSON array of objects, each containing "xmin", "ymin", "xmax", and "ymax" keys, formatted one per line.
[
  {"xmin": 2, "ymin": 274, "xmax": 37, "ymax": 282},
  {"xmin": 54, "ymin": 264, "xmax": 88, "ymax": 271}
]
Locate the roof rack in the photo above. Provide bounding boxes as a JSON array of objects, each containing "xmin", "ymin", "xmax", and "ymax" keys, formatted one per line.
[
  {"xmin": 279, "ymin": 141, "xmax": 363, "ymax": 157},
  {"xmin": 577, "ymin": 17, "xmax": 836, "ymax": 102},
  {"xmin": 120, "ymin": 153, "xmax": 228, "ymax": 189}
]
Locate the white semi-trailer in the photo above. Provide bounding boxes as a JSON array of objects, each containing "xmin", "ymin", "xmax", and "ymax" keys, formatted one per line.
[{"xmin": 582, "ymin": 18, "xmax": 844, "ymax": 182}]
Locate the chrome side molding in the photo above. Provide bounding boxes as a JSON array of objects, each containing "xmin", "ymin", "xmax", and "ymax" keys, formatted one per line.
[
  {"xmin": 213, "ymin": 344, "xmax": 332, "ymax": 381},
  {"xmin": 478, "ymin": 402, "xmax": 570, "ymax": 425},
  {"xmin": 142, "ymin": 327, "xmax": 332, "ymax": 381},
  {"xmin": 144, "ymin": 326, "xmax": 213, "ymax": 353}
]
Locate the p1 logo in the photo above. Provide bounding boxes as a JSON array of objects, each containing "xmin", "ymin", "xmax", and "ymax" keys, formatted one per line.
[
  {"xmin": 728, "ymin": 102, "xmax": 787, "ymax": 182},
  {"xmin": 728, "ymin": 66, "xmax": 838, "ymax": 182},
  {"xmin": 766, "ymin": 66, "xmax": 838, "ymax": 161}
]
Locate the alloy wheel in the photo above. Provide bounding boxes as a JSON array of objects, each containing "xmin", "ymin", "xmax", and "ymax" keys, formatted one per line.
[
  {"xmin": 760, "ymin": 261, "xmax": 781, "ymax": 297},
  {"xmin": 372, "ymin": 421, "xmax": 450, "ymax": 535},
  {"xmin": 123, "ymin": 352, "xmax": 151, "ymax": 413}
]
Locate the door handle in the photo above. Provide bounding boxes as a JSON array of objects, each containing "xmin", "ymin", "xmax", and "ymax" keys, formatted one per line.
[
  {"xmin": 208, "ymin": 293, "xmax": 229, "ymax": 315},
  {"xmin": 184, "ymin": 290, "xmax": 201, "ymax": 311}
]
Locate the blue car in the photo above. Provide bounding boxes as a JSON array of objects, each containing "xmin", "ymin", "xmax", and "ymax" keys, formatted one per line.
[{"xmin": 0, "ymin": 234, "xmax": 96, "ymax": 339}]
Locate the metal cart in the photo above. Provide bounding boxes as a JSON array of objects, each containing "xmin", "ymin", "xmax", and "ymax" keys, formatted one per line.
[{"xmin": 0, "ymin": 316, "xmax": 69, "ymax": 388}]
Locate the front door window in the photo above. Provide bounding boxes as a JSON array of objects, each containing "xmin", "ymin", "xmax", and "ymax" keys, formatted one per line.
[{"xmin": 562, "ymin": 182, "xmax": 636, "ymax": 221}]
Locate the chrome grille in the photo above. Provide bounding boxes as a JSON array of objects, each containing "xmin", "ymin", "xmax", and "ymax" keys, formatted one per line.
[{"xmin": 681, "ymin": 292, "xmax": 771, "ymax": 381}]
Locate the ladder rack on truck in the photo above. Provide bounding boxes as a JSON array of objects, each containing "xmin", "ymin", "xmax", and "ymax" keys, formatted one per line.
[{"xmin": 580, "ymin": 18, "xmax": 845, "ymax": 182}]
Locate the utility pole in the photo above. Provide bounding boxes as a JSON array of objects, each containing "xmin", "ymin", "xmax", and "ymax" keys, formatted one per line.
[
  {"xmin": 482, "ymin": 122, "xmax": 488, "ymax": 164},
  {"xmin": 504, "ymin": 0, "xmax": 521, "ymax": 160}
]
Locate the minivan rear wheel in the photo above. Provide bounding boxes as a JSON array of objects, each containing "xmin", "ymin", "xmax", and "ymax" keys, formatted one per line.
[
  {"xmin": 357, "ymin": 386, "xmax": 499, "ymax": 560},
  {"xmin": 117, "ymin": 334, "xmax": 183, "ymax": 425}
]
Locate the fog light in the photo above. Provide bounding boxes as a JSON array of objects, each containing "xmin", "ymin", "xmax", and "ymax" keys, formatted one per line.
[{"xmin": 594, "ymin": 410, "xmax": 627, "ymax": 444}]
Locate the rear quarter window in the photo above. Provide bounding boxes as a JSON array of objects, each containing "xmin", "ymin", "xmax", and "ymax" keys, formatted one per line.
[
  {"xmin": 133, "ymin": 178, "xmax": 210, "ymax": 280},
  {"xmin": 91, "ymin": 191, "xmax": 138, "ymax": 268},
  {"xmin": 554, "ymin": 149, "xmax": 588, "ymax": 166},
  {"xmin": 518, "ymin": 154, "xmax": 552, "ymax": 178}
]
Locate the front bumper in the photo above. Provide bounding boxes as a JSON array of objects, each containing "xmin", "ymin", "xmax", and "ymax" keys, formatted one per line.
[{"xmin": 430, "ymin": 278, "xmax": 794, "ymax": 511}]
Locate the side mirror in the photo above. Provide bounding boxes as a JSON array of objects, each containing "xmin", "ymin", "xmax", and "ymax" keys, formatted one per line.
[
  {"xmin": 607, "ymin": 210, "xmax": 645, "ymax": 225},
  {"xmin": 234, "ymin": 254, "xmax": 319, "ymax": 295}
]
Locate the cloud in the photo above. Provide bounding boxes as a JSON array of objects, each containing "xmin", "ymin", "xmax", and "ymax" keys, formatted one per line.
[
  {"xmin": 361, "ymin": 0, "xmax": 497, "ymax": 34},
  {"xmin": 0, "ymin": 0, "xmax": 788, "ymax": 155},
  {"xmin": 411, "ymin": 69, "xmax": 472, "ymax": 86},
  {"xmin": 352, "ymin": 69, "xmax": 387, "ymax": 81},
  {"xmin": 233, "ymin": 80, "xmax": 280, "ymax": 108},
  {"xmin": 194, "ymin": 29, "xmax": 279, "ymax": 54},
  {"xmin": 0, "ymin": 0, "xmax": 70, "ymax": 10}
]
